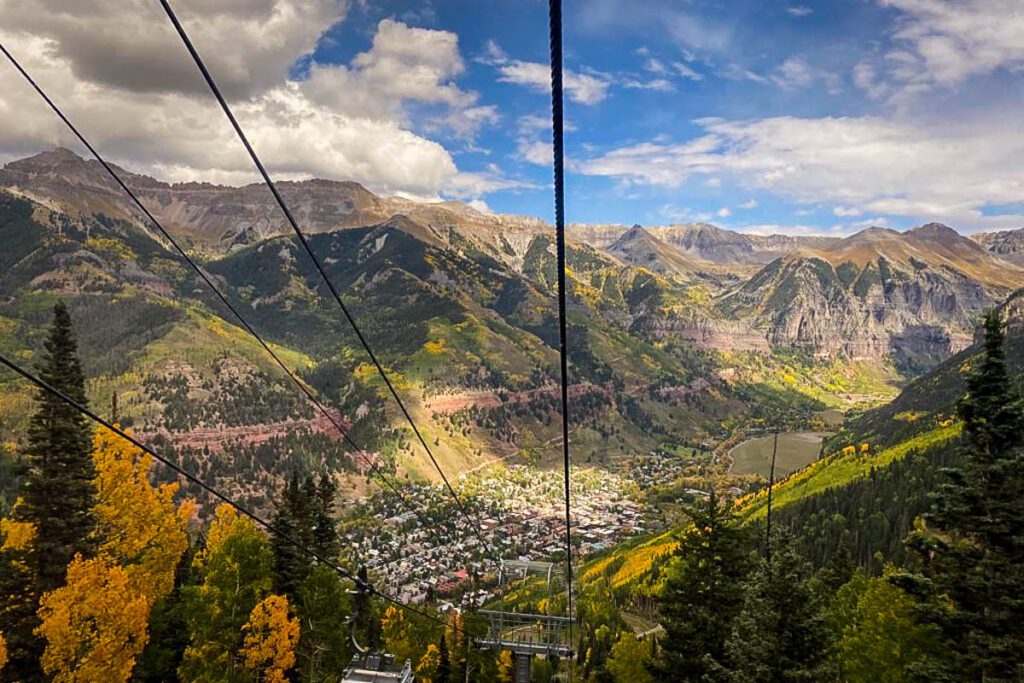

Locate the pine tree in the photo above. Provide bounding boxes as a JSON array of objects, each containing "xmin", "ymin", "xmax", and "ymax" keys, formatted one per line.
[
  {"xmin": 20, "ymin": 301, "xmax": 96, "ymax": 593},
  {"xmin": 727, "ymin": 532, "xmax": 831, "ymax": 682},
  {"xmin": 897, "ymin": 308, "xmax": 1024, "ymax": 680},
  {"xmin": 312, "ymin": 473, "xmax": 340, "ymax": 559},
  {"xmin": 650, "ymin": 490, "xmax": 753, "ymax": 681},
  {"xmin": 271, "ymin": 472, "xmax": 313, "ymax": 598}
]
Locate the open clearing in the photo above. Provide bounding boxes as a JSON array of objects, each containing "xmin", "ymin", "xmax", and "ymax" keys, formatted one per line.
[{"xmin": 730, "ymin": 432, "xmax": 829, "ymax": 477}]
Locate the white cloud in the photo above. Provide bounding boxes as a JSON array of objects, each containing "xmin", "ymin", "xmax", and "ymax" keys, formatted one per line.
[
  {"xmin": 833, "ymin": 206, "xmax": 863, "ymax": 217},
  {"xmin": 622, "ymin": 78, "xmax": 675, "ymax": 92},
  {"xmin": 497, "ymin": 60, "xmax": 611, "ymax": 105},
  {"xmin": 716, "ymin": 207, "xmax": 732, "ymax": 218},
  {"xmin": 672, "ymin": 61, "xmax": 704, "ymax": 81},
  {"xmin": 739, "ymin": 198, "xmax": 758, "ymax": 209},
  {"xmin": 517, "ymin": 139, "xmax": 553, "ymax": 166},
  {"xmin": 770, "ymin": 57, "xmax": 841, "ymax": 93},
  {"xmin": 643, "ymin": 58, "xmax": 668, "ymax": 74},
  {"xmin": 0, "ymin": 8, "xmax": 508, "ymax": 201},
  {"xmin": 738, "ymin": 223, "xmax": 837, "ymax": 237},
  {"xmin": 466, "ymin": 198, "xmax": 493, "ymax": 214},
  {"xmin": 787, "ymin": 5, "xmax": 814, "ymax": 17},
  {"xmin": 576, "ymin": 113, "xmax": 1024, "ymax": 229},
  {"xmin": 857, "ymin": 0, "xmax": 1024, "ymax": 100}
]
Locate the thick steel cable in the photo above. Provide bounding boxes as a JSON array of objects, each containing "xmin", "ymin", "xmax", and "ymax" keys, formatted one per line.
[
  {"xmin": 0, "ymin": 351, "xmax": 461, "ymax": 634},
  {"xmin": 157, "ymin": 0, "xmax": 497, "ymax": 558},
  {"xmin": 0, "ymin": 41, "xmax": 453, "ymax": 551},
  {"xmin": 548, "ymin": 0, "xmax": 575, "ymax": 652}
]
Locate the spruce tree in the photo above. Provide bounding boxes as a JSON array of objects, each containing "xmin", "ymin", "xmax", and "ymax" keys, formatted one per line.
[
  {"xmin": 312, "ymin": 472, "xmax": 341, "ymax": 559},
  {"xmin": 650, "ymin": 490, "xmax": 753, "ymax": 681},
  {"xmin": 727, "ymin": 531, "xmax": 831, "ymax": 682},
  {"xmin": 20, "ymin": 301, "xmax": 97, "ymax": 593},
  {"xmin": 271, "ymin": 472, "xmax": 314, "ymax": 598},
  {"xmin": 897, "ymin": 309, "xmax": 1024, "ymax": 680},
  {"xmin": 4, "ymin": 302, "xmax": 95, "ymax": 679}
]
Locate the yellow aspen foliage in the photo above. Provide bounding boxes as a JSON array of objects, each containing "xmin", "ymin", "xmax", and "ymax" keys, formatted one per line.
[
  {"xmin": 0, "ymin": 509, "xmax": 36, "ymax": 554},
  {"xmin": 860, "ymin": 443, "xmax": 870, "ymax": 454},
  {"xmin": 241, "ymin": 595, "xmax": 300, "ymax": 683},
  {"xmin": 91, "ymin": 426, "xmax": 194, "ymax": 603},
  {"xmin": 0, "ymin": 633, "xmax": 7, "ymax": 671},
  {"xmin": 35, "ymin": 555, "xmax": 150, "ymax": 682},
  {"xmin": 415, "ymin": 643, "xmax": 440, "ymax": 682},
  {"xmin": 497, "ymin": 650, "xmax": 514, "ymax": 683}
]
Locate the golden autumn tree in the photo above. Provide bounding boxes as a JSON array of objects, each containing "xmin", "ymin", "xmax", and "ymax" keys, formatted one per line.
[
  {"xmin": 34, "ymin": 426, "xmax": 194, "ymax": 683},
  {"xmin": 241, "ymin": 594, "xmax": 300, "ymax": 683},
  {"xmin": 0, "ymin": 502, "xmax": 39, "ymax": 680},
  {"xmin": 91, "ymin": 426, "xmax": 194, "ymax": 602},
  {"xmin": 497, "ymin": 649, "xmax": 514, "ymax": 683},
  {"xmin": 35, "ymin": 556, "xmax": 150, "ymax": 682},
  {"xmin": 415, "ymin": 643, "xmax": 441, "ymax": 682},
  {"xmin": 0, "ymin": 632, "xmax": 8, "ymax": 671}
]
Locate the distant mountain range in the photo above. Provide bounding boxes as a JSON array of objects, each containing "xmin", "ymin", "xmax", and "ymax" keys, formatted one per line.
[{"xmin": 2, "ymin": 148, "xmax": 1023, "ymax": 502}]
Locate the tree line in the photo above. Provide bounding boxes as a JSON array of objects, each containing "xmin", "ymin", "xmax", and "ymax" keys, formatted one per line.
[
  {"xmin": 0, "ymin": 302, "xmax": 506, "ymax": 682},
  {"xmin": 575, "ymin": 308, "xmax": 1023, "ymax": 682}
]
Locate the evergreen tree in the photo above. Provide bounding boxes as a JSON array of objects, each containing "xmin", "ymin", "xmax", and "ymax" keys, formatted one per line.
[
  {"xmin": 437, "ymin": 632, "xmax": 451, "ymax": 683},
  {"xmin": 897, "ymin": 309, "xmax": 1024, "ymax": 680},
  {"xmin": 312, "ymin": 473, "xmax": 340, "ymax": 559},
  {"xmin": 727, "ymin": 532, "xmax": 831, "ymax": 682},
  {"xmin": 271, "ymin": 472, "xmax": 313, "ymax": 598},
  {"xmin": 650, "ymin": 490, "xmax": 753, "ymax": 681},
  {"xmin": 3, "ymin": 302, "xmax": 96, "ymax": 679},
  {"xmin": 20, "ymin": 301, "xmax": 96, "ymax": 593}
]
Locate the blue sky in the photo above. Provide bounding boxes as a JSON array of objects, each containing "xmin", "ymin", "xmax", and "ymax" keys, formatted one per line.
[
  {"xmin": 2, "ymin": 0, "xmax": 1024, "ymax": 235},
  {"xmin": 303, "ymin": 0, "xmax": 1024, "ymax": 234}
]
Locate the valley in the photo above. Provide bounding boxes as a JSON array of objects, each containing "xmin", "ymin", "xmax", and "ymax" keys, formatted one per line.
[{"xmin": 3, "ymin": 147, "xmax": 1024, "ymax": 680}]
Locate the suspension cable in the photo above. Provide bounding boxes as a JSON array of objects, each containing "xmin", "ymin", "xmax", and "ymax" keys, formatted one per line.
[
  {"xmin": 0, "ymin": 351, "xmax": 462, "ymax": 634},
  {"xmin": 157, "ymin": 0, "xmax": 497, "ymax": 558},
  {"xmin": 548, "ymin": 0, "xmax": 575, "ymax": 648},
  {"xmin": 0, "ymin": 41, "xmax": 455, "ymax": 552}
]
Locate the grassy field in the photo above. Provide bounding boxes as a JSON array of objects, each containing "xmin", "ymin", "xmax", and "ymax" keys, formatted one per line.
[{"xmin": 730, "ymin": 431, "xmax": 829, "ymax": 477}]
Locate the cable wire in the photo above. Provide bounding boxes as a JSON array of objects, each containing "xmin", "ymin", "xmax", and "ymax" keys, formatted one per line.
[
  {"xmin": 548, "ymin": 0, "xmax": 576, "ymax": 653},
  {"xmin": 0, "ymin": 350, "xmax": 461, "ymax": 634},
  {"xmin": 0, "ymin": 40, "xmax": 454, "ymax": 552},
  {"xmin": 157, "ymin": 0, "xmax": 497, "ymax": 558}
]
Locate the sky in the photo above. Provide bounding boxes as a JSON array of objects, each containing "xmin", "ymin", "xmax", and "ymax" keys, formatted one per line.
[{"xmin": 1, "ymin": 0, "xmax": 1024, "ymax": 235}]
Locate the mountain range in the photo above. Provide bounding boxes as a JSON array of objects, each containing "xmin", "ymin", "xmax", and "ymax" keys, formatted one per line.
[{"xmin": 2, "ymin": 148, "xmax": 1023, "ymax": 506}]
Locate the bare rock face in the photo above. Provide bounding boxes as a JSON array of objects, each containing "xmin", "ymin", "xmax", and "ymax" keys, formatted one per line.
[
  {"xmin": 972, "ymin": 227, "xmax": 1024, "ymax": 266},
  {"xmin": 717, "ymin": 223, "xmax": 1024, "ymax": 361}
]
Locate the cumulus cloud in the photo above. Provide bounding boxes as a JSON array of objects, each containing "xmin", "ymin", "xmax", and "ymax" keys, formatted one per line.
[
  {"xmin": 0, "ymin": 0, "xmax": 347, "ymax": 99},
  {"xmin": 0, "ymin": 3, "xmax": 509, "ymax": 200},
  {"xmin": 577, "ymin": 113, "xmax": 1024, "ymax": 229},
  {"xmin": 739, "ymin": 198, "xmax": 758, "ymax": 209},
  {"xmin": 787, "ymin": 5, "xmax": 814, "ymax": 17}
]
